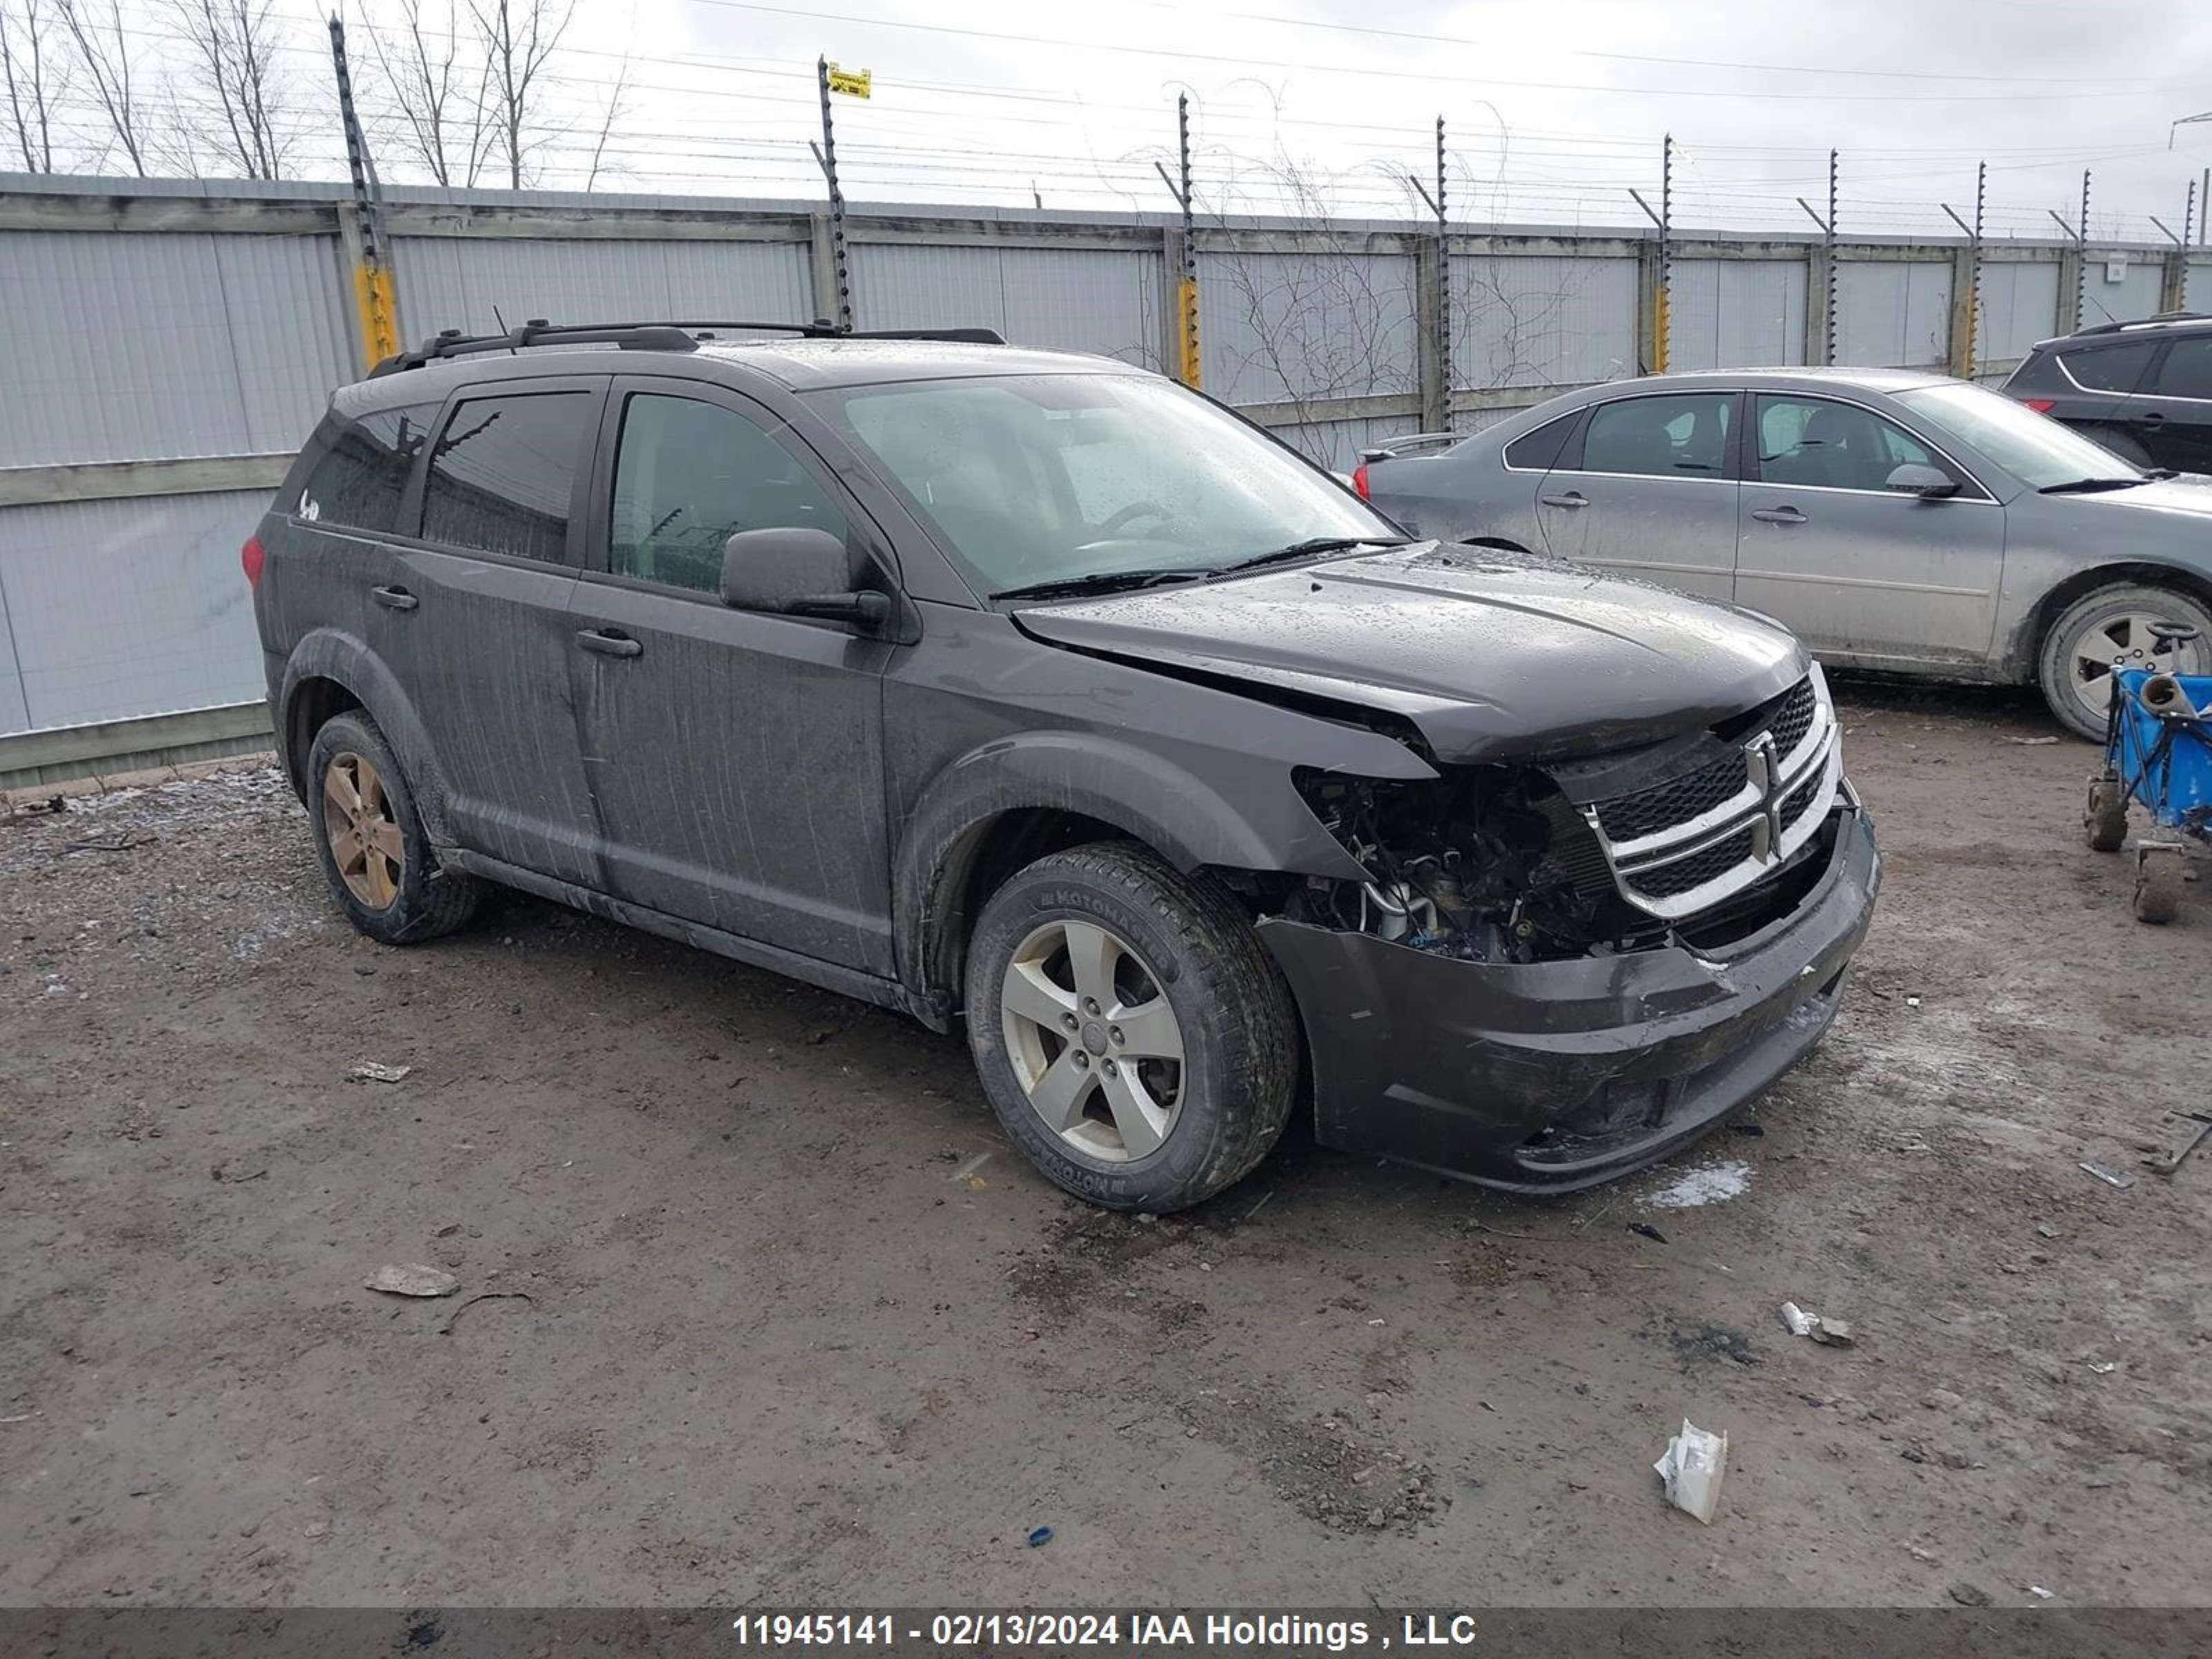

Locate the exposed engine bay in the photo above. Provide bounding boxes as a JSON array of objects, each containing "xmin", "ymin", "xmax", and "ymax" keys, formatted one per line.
[{"xmin": 1285, "ymin": 762, "xmax": 1835, "ymax": 964}]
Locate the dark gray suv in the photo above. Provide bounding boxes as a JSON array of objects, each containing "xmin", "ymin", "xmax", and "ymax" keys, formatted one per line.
[
  {"xmin": 250, "ymin": 320, "xmax": 1880, "ymax": 1211},
  {"xmin": 2003, "ymin": 312, "xmax": 2212, "ymax": 475}
]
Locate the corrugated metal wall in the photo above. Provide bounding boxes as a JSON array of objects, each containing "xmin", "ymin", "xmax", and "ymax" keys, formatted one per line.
[
  {"xmin": 1670, "ymin": 259, "xmax": 1809, "ymax": 371},
  {"xmin": 2077, "ymin": 252, "xmax": 2166, "ymax": 330},
  {"xmin": 2188, "ymin": 261, "xmax": 2212, "ymax": 311},
  {"xmin": 0, "ymin": 176, "xmax": 2180, "ymax": 760},
  {"xmin": 1836, "ymin": 261, "xmax": 1953, "ymax": 368}
]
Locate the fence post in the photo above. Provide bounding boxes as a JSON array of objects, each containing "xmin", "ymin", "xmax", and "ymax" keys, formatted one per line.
[
  {"xmin": 808, "ymin": 212, "xmax": 841, "ymax": 328},
  {"xmin": 1416, "ymin": 240, "xmax": 1447, "ymax": 430},
  {"xmin": 328, "ymin": 17, "xmax": 401, "ymax": 371}
]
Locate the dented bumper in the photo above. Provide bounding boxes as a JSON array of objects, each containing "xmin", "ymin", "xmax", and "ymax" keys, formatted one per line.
[{"xmin": 1257, "ymin": 797, "xmax": 1880, "ymax": 1192}]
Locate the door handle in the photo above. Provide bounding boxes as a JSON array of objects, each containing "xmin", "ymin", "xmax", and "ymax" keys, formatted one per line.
[
  {"xmin": 576, "ymin": 628, "xmax": 643, "ymax": 659},
  {"xmin": 2140, "ymin": 412, "xmax": 2166, "ymax": 423},
  {"xmin": 1750, "ymin": 506, "xmax": 1807, "ymax": 525},
  {"xmin": 1539, "ymin": 491, "xmax": 1588, "ymax": 508},
  {"xmin": 371, "ymin": 585, "xmax": 419, "ymax": 611}
]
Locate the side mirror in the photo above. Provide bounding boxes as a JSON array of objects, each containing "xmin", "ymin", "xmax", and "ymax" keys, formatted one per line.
[
  {"xmin": 718, "ymin": 526, "xmax": 890, "ymax": 627},
  {"xmin": 1885, "ymin": 462, "xmax": 1960, "ymax": 499}
]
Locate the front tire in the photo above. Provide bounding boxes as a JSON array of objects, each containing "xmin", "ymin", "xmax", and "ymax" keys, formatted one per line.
[
  {"xmin": 306, "ymin": 711, "xmax": 481, "ymax": 944},
  {"xmin": 963, "ymin": 843, "xmax": 1298, "ymax": 1212},
  {"xmin": 2036, "ymin": 583, "xmax": 2212, "ymax": 741}
]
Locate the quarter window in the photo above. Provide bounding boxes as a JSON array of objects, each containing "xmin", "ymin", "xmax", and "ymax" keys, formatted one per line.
[
  {"xmin": 2152, "ymin": 336, "xmax": 2212, "ymax": 398},
  {"xmin": 420, "ymin": 391, "xmax": 594, "ymax": 563},
  {"xmin": 1755, "ymin": 395, "xmax": 1942, "ymax": 493},
  {"xmin": 1577, "ymin": 394, "xmax": 1734, "ymax": 478},
  {"xmin": 1503, "ymin": 411, "xmax": 1582, "ymax": 471},
  {"xmin": 2064, "ymin": 341, "xmax": 2159, "ymax": 393},
  {"xmin": 608, "ymin": 395, "xmax": 847, "ymax": 594},
  {"xmin": 295, "ymin": 404, "xmax": 438, "ymax": 533}
]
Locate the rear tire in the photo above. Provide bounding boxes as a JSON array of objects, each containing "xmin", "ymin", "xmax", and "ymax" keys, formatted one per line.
[
  {"xmin": 963, "ymin": 843, "xmax": 1297, "ymax": 1212},
  {"xmin": 306, "ymin": 711, "xmax": 481, "ymax": 945},
  {"xmin": 2036, "ymin": 583, "xmax": 2212, "ymax": 742}
]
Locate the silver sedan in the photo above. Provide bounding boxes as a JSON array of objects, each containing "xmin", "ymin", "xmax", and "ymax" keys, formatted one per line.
[{"xmin": 1357, "ymin": 368, "xmax": 2212, "ymax": 738}]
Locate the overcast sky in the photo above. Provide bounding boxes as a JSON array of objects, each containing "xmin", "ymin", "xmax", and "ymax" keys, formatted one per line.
[{"xmin": 21, "ymin": 0, "xmax": 2212, "ymax": 239}]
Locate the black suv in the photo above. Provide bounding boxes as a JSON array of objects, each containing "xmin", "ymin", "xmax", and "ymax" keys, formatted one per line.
[
  {"xmin": 250, "ymin": 319, "xmax": 1880, "ymax": 1211},
  {"xmin": 2003, "ymin": 311, "xmax": 2212, "ymax": 474}
]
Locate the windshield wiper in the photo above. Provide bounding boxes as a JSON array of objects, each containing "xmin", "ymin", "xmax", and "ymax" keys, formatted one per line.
[
  {"xmin": 1207, "ymin": 536, "xmax": 1412, "ymax": 578},
  {"xmin": 2038, "ymin": 476, "xmax": 2153, "ymax": 494},
  {"xmin": 991, "ymin": 567, "xmax": 1212, "ymax": 602}
]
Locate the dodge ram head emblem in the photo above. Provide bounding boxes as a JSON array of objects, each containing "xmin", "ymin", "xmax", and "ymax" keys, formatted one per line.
[{"xmin": 1746, "ymin": 733, "xmax": 1785, "ymax": 863}]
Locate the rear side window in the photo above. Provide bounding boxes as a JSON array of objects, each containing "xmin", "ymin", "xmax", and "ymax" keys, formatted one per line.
[
  {"xmin": 2153, "ymin": 335, "xmax": 2212, "ymax": 397},
  {"xmin": 2063, "ymin": 341, "xmax": 2158, "ymax": 393},
  {"xmin": 1579, "ymin": 393, "xmax": 1734, "ymax": 478},
  {"xmin": 1503, "ymin": 411, "xmax": 1582, "ymax": 471},
  {"xmin": 295, "ymin": 404, "xmax": 438, "ymax": 533},
  {"xmin": 421, "ymin": 391, "xmax": 594, "ymax": 563}
]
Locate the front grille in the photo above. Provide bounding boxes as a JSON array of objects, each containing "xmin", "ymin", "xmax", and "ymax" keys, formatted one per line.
[
  {"xmin": 1625, "ymin": 827, "xmax": 1756, "ymax": 900},
  {"xmin": 1593, "ymin": 676, "xmax": 1817, "ymax": 843},
  {"xmin": 1779, "ymin": 769, "xmax": 1824, "ymax": 832}
]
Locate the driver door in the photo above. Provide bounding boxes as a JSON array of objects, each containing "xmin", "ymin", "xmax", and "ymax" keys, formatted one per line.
[{"xmin": 569, "ymin": 377, "xmax": 899, "ymax": 973}]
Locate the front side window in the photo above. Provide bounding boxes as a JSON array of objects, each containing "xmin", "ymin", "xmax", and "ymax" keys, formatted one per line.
[
  {"xmin": 296, "ymin": 404, "xmax": 438, "ymax": 533},
  {"xmin": 1577, "ymin": 393, "xmax": 1733, "ymax": 478},
  {"xmin": 420, "ymin": 391, "xmax": 593, "ymax": 563},
  {"xmin": 1755, "ymin": 395, "xmax": 1940, "ymax": 492},
  {"xmin": 2064, "ymin": 341, "xmax": 2159, "ymax": 393},
  {"xmin": 813, "ymin": 373, "xmax": 1396, "ymax": 597},
  {"xmin": 608, "ymin": 395, "xmax": 847, "ymax": 594}
]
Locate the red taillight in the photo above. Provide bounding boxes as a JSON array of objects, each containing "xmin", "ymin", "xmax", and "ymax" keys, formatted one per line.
[
  {"xmin": 2018, "ymin": 397, "xmax": 2056, "ymax": 415},
  {"xmin": 241, "ymin": 534, "xmax": 265, "ymax": 588},
  {"xmin": 1351, "ymin": 461, "xmax": 1371, "ymax": 500}
]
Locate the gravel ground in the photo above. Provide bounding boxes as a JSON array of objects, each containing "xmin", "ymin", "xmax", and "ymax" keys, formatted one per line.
[{"xmin": 2, "ymin": 679, "xmax": 2208, "ymax": 1609}]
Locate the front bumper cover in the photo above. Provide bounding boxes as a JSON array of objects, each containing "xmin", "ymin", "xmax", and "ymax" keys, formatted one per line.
[{"xmin": 1257, "ymin": 796, "xmax": 1881, "ymax": 1192}]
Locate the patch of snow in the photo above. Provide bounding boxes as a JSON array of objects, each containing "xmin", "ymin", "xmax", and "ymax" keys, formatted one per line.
[{"xmin": 1642, "ymin": 1159, "xmax": 1752, "ymax": 1209}]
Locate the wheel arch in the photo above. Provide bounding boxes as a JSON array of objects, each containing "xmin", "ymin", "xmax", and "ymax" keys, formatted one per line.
[
  {"xmin": 2007, "ymin": 561, "xmax": 2212, "ymax": 682},
  {"xmin": 276, "ymin": 631, "xmax": 453, "ymax": 842},
  {"xmin": 892, "ymin": 733, "xmax": 1367, "ymax": 1029}
]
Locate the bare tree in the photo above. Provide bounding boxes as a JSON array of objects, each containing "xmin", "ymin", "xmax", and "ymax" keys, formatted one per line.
[
  {"xmin": 581, "ymin": 51, "xmax": 628, "ymax": 191},
  {"xmin": 1, "ymin": 0, "xmax": 67, "ymax": 171},
  {"xmin": 54, "ymin": 0, "xmax": 150, "ymax": 174},
  {"xmin": 467, "ymin": 0, "xmax": 572, "ymax": 189},
  {"xmin": 167, "ymin": 0, "xmax": 290, "ymax": 180},
  {"xmin": 366, "ymin": 0, "xmax": 495, "ymax": 186}
]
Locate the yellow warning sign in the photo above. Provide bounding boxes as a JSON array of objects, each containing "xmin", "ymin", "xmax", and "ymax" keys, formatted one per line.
[{"xmin": 826, "ymin": 64, "xmax": 872, "ymax": 98}]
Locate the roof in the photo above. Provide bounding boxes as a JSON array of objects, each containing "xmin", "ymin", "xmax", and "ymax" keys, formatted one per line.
[
  {"xmin": 341, "ymin": 325, "xmax": 1134, "ymax": 410},
  {"xmin": 1631, "ymin": 366, "xmax": 1956, "ymax": 393}
]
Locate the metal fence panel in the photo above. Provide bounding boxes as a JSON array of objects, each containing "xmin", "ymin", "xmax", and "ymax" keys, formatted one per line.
[
  {"xmin": 1980, "ymin": 261, "xmax": 2062, "ymax": 365},
  {"xmin": 0, "ymin": 491, "xmax": 270, "ymax": 732},
  {"xmin": 1452, "ymin": 254, "xmax": 1638, "ymax": 388},
  {"xmin": 0, "ymin": 231, "xmax": 351, "ymax": 467},
  {"xmin": 856, "ymin": 243, "xmax": 1161, "ymax": 366},
  {"xmin": 0, "ymin": 572, "xmax": 28, "ymax": 733},
  {"xmin": 2077, "ymin": 252, "xmax": 2165, "ymax": 328},
  {"xmin": 390, "ymin": 236, "xmax": 816, "ymax": 339},
  {"xmin": 1836, "ymin": 260, "xmax": 1952, "ymax": 368},
  {"xmin": 2188, "ymin": 260, "xmax": 2212, "ymax": 312},
  {"xmin": 1198, "ymin": 250, "xmax": 1420, "ymax": 405},
  {"xmin": 1669, "ymin": 259, "xmax": 1810, "ymax": 371}
]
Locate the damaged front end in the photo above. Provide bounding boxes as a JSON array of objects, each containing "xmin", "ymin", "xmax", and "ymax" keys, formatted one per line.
[{"xmin": 1256, "ymin": 669, "xmax": 1881, "ymax": 1192}]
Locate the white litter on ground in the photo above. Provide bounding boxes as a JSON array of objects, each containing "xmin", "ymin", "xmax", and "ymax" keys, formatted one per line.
[{"xmin": 1642, "ymin": 1160, "xmax": 1752, "ymax": 1209}]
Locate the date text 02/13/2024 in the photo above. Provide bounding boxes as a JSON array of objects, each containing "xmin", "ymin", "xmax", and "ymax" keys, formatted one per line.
[{"xmin": 727, "ymin": 1613, "xmax": 1485, "ymax": 1649}]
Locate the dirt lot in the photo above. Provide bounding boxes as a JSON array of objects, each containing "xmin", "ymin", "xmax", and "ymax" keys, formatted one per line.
[{"xmin": 3, "ymin": 680, "xmax": 2209, "ymax": 1610}]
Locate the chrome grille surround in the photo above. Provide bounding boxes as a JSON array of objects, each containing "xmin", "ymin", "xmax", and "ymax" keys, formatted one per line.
[{"xmin": 1580, "ymin": 666, "xmax": 1843, "ymax": 922}]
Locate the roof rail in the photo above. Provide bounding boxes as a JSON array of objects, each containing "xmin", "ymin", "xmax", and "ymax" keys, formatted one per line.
[
  {"xmin": 368, "ymin": 317, "xmax": 1006, "ymax": 376},
  {"xmin": 2069, "ymin": 310, "xmax": 2212, "ymax": 339}
]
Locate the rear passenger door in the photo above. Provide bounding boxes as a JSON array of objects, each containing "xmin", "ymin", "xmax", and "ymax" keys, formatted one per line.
[
  {"xmin": 1533, "ymin": 390, "xmax": 1741, "ymax": 603},
  {"xmin": 568, "ymin": 377, "xmax": 897, "ymax": 975},
  {"xmin": 2133, "ymin": 335, "xmax": 2212, "ymax": 475},
  {"xmin": 398, "ymin": 377, "xmax": 606, "ymax": 885}
]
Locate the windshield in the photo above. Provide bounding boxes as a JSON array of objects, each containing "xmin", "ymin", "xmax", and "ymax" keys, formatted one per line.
[
  {"xmin": 812, "ymin": 373, "xmax": 1398, "ymax": 597},
  {"xmin": 1895, "ymin": 381, "xmax": 2145, "ymax": 491}
]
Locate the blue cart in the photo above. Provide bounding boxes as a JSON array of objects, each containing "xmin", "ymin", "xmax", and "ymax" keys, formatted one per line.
[{"xmin": 2086, "ymin": 652, "xmax": 2212, "ymax": 924}]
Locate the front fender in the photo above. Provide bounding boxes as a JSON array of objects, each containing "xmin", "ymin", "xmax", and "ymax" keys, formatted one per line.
[
  {"xmin": 892, "ymin": 730, "xmax": 1388, "ymax": 1016},
  {"xmin": 278, "ymin": 629, "xmax": 454, "ymax": 844}
]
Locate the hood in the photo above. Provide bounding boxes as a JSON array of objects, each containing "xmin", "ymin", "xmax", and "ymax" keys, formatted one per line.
[
  {"xmin": 2045, "ymin": 475, "xmax": 2212, "ymax": 519},
  {"xmin": 1013, "ymin": 544, "xmax": 1808, "ymax": 765}
]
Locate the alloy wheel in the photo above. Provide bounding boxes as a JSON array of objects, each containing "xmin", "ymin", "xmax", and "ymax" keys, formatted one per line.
[
  {"xmin": 1000, "ymin": 918, "xmax": 1186, "ymax": 1161},
  {"xmin": 2063, "ymin": 610, "xmax": 2209, "ymax": 729},
  {"xmin": 324, "ymin": 751, "xmax": 405, "ymax": 909}
]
